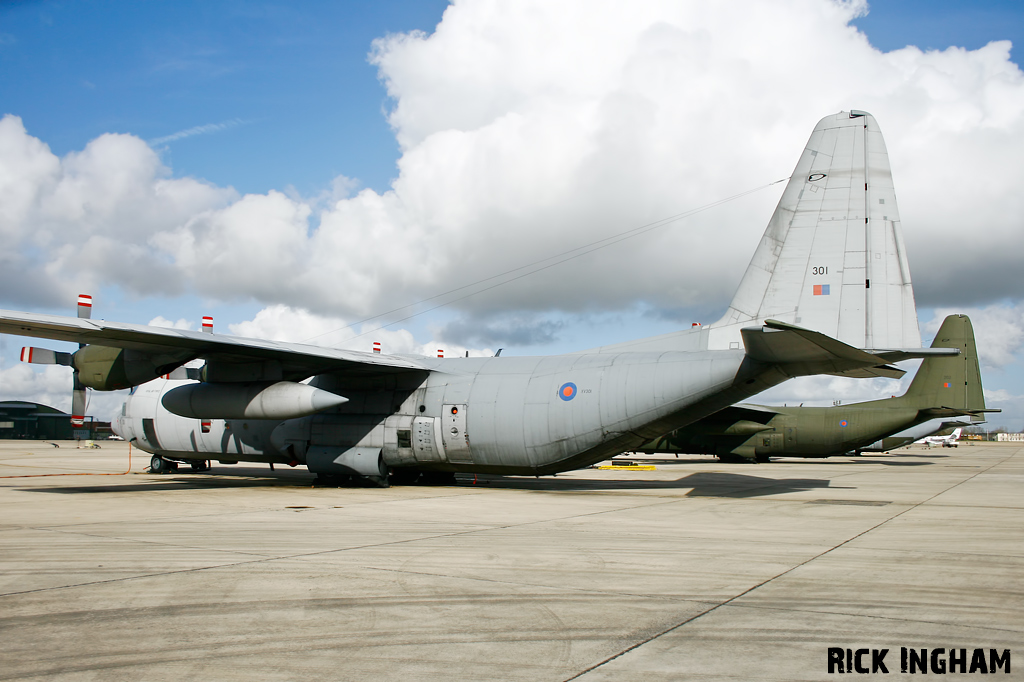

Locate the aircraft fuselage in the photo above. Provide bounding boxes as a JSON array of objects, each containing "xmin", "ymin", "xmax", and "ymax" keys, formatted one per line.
[
  {"xmin": 116, "ymin": 349, "xmax": 786, "ymax": 477},
  {"xmin": 638, "ymin": 403, "xmax": 924, "ymax": 461}
]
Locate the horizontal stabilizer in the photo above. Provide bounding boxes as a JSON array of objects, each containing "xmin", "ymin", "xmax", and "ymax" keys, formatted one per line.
[
  {"xmin": 867, "ymin": 347, "xmax": 960, "ymax": 363},
  {"xmin": 919, "ymin": 407, "xmax": 1002, "ymax": 418},
  {"xmin": 741, "ymin": 319, "xmax": 905, "ymax": 379},
  {"xmin": 20, "ymin": 347, "xmax": 72, "ymax": 366}
]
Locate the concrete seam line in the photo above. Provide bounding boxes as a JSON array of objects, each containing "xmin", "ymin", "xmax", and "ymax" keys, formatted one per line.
[{"xmin": 562, "ymin": 448, "xmax": 1020, "ymax": 681}]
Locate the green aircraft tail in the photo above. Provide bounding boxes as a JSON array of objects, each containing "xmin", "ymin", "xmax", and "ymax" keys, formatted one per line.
[{"xmin": 900, "ymin": 315, "xmax": 986, "ymax": 417}]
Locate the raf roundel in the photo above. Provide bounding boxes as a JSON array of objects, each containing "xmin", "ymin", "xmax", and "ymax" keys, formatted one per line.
[
  {"xmin": 839, "ymin": 420, "xmax": 849, "ymax": 428},
  {"xmin": 558, "ymin": 382, "xmax": 577, "ymax": 401}
]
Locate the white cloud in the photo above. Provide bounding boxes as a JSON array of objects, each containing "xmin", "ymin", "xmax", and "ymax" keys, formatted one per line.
[
  {"xmin": 985, "ymin": 388, "xmax": 1023, "ymax": 403},
  {"xmin": 228, "ymin": 304, "xmax": 494, "ymax": 358},
  {"xmin": 1, "ymin": 0, "xmax": 1023, "ymax": 347},
  {"xmin": 0, "ymin": 115, "xmax": 234, "ymax": 306},
  {"xmin": 148, "ymin": 316, "xmax": 194, "ymax": 330}
]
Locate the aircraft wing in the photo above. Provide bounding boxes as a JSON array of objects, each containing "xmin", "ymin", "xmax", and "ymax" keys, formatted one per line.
[{"xmin": 0, "ymin": 309, "xmax": 429, "ymax": 376}]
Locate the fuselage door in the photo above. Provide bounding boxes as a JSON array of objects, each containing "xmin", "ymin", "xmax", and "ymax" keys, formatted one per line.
[
  {"xmin": 442, "ymin": 404, "xmax": 472, "ymax": 463},
  {"xmin": 412, "ymin": 416, "xmax": 445, "ymax": 463}
]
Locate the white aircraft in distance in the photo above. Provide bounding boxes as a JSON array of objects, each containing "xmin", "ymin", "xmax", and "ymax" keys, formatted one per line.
[
  {"xmin": 861, "ymin": 419, "xmax": 973, "ymax": 453},
  {"xmin": 0, "ymin": 111, "xmax": 956, "ymax": 485},
  {"xmin": 916, "ymin": 427, "xmax": 963, "ymax": 448}
]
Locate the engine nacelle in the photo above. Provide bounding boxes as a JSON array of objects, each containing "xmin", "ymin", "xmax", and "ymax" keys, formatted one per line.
[
  {"xmin": 74, "ymin": 345, "xmax": 191, "ymax": 390},
  {"xmin": 161, "ymin": 381, "xmax": 348, "ymax": 420},
  {"xmin": 305, "ymin": 446, "xmax": 389, "ymax": 485}
]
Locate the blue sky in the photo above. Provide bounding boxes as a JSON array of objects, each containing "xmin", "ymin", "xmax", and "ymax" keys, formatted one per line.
[
  {"xmin": 1, "ymin": 1, "xmax": 449, "ymax": 196},
  {"xmin": 2, "ymin": 0, "xmax": 1024, "ymax": 428}
]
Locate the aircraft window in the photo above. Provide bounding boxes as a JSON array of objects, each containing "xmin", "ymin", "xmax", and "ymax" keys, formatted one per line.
[{"xmin": 397, "ymin": 430, "xmax": 412, "ymax": 448}]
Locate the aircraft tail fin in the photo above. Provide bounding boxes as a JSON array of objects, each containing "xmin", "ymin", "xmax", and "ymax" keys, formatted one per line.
[
  {"xmin": 708, "ymin": 111, "xmax": 920, "ymax": 351},
  {"xmin": 902, "ymin": 314, "xmax": 987, "ymax": 419}
]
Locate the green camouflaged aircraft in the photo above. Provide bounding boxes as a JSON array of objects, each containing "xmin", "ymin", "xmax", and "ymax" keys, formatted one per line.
[{"xmin": 636, "ymin": 314, "xmax": 996, "ymax": 462}]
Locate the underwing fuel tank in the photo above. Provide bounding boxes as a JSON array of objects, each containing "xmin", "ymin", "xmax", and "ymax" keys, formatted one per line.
[{"xmin": 161, "ymin": 381, "xmax": 348, "ymax": 420}]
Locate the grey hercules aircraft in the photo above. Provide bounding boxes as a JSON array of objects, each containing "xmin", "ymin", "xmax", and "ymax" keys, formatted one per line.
[
  {"xmin": 1, "ymin": 111, "xmax": 955, "ymax": 486},
  {"xmin": 636, "ymin": 314, "xmax": 998, "ymax": 462}
]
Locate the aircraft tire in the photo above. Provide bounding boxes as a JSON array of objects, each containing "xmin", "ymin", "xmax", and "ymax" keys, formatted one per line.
[
  {"xmin": 150, "ymin": 455, "xmax": 168, "ymax": 473},
  {"xmin": 190, "ymin": 460, "xmax": 211, "ymax": 472}
]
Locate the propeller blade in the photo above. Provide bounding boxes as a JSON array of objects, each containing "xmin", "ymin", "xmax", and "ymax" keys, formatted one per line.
[
  {"xmin": 71, "ymin": 375, "xmax": 87, "ymax": 427},
  {"xmin": 20, "ymin": 347, "xmax": 73, "ymax": 365},
  {"xmin": 77, "ymin": 294, "xmax": 92, "ymax": 320},
  {"xmin": 73, "ymin": 293, "xmax": 93, "ymax": 426}
]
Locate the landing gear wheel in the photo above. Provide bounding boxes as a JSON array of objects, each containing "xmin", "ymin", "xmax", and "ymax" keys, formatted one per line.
[
  {"xmin": 190, "ymin": 460, "xmax": 211, "ymax": 472},
  {"xmin": 150, "ymin": 455, "xmax": 175, "ymax": 473}
]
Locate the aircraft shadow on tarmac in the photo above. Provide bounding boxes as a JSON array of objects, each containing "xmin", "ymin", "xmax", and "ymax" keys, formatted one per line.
[
  {"xmin": 844, "ymin": 459, "xmax": 936, "ymax": 466},
  {"xmin": 468, "ymin": 470, "xmax": 855, "ymax": 497},
  {"xmin": 22, "ymin": 457, "xmax": 933, "ymax": 496},
  {"xmin": 23, "ymin": 469, "xmax": 844, "ymax": 497},
  {"xmin": 23, "ymin": 468, "xmax": 316, "ymax": 494}
]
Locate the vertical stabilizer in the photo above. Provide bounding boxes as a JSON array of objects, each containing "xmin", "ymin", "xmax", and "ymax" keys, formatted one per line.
[
  {"xmin": 708, "ymin": 111, "xmax": 920, "ymax": 350},
  {"xmin": 903, "ymin": 314, "xmax": 986, "ymax": 419}
]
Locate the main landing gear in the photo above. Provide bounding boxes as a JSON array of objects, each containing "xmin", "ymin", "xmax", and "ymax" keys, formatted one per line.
[
  {"xmin": 149, "ymin": 456, "xmax": 211, "ymax": 474},
  {"xmin": 150, "ymin": 455, "xmax": 177, "ymax": 473}
]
